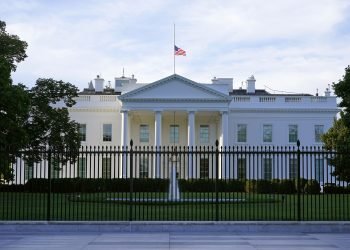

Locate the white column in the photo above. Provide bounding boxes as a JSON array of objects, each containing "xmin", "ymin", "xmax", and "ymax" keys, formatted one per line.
[
  {"xmin": 188, "ymin": 111, "xmax": 195, "ymax": 146},
  {"xmin": 221, "ymin": 110, "xmax": 229, "ymax": 179},
  {"xmin": 155, "ymin": 111, "xmax": 162, "ymax": 147},
  {"xmin": 187, "ymin": 111, "xmax": 195, "ymax": 178},
  {"xmin": 154, "ymin": 111, "xmax": 162, "ymax": 178},
  {"xmin": 121, "ymin": 110, "xmax": 129, "ymax": 178},
  {"xmin": 221, "ymin": 111, "xmax": 229, "ymax": 147}
]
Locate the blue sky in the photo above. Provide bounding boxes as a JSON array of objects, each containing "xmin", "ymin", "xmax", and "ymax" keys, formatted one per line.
[{"xmin": 1, "ymin": 0, "xmax": 350, "ymax": 94}]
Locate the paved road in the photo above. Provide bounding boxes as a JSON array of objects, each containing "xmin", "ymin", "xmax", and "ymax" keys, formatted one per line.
[{"xmin": 0, "ymin": 232, "xmax": 349, "ymax": 250}]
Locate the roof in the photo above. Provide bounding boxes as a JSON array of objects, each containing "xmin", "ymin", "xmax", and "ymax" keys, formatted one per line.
[
  {"xmin": 230, "ymin": 89, "xmax": 312, "ymax": 96},
  {"xmin": 79, "ymin": 88, "xmax": 120, "ymax": 95},
  {"xmin": 119, "ymin": 74, "xmax": 232, "ymax": 102}
]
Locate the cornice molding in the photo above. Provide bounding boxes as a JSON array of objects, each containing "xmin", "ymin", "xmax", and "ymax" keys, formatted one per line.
[
  {"xmin": 122, "ymin": 98, "xmax": 230, "ymax": 103},
  {"xmin": 69, "ymin": 108, "xmax": 119, "ymax": 112},
  {"xmin": 229, "ymin": 108, "xmax": 339, "ymax": 113}
]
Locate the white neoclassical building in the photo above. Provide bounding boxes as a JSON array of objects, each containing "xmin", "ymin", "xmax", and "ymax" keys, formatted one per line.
[
  {"xmin": 71, "ymin": 74, "xmax": 338, "ymax": 149},
  {"xmin": 15, "ymin": 73, "xmax": 340, "ymax": 184}
]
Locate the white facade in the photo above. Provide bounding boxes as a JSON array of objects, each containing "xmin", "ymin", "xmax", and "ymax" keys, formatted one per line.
[
  {"xmin": 70, "ymin": 74, "xmax": 338, "ymax": 148},
  {"xmin": 13, "ymin": 73, "xmax": 339, "ymax": 184}
]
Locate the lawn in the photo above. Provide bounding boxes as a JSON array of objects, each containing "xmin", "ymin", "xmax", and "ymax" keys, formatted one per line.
[{"xmin": 0, "ymin": 192, "xmax": 349, "ymax": 221}]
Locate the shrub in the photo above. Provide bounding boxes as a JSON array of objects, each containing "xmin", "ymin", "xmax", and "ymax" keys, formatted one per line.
[
  {"xmin": 293, "ymin": 178, "xmax": 308, "ymax": 193},
  {"xmin": 178, "ymin": 179, "xmax": 214, "ymax": 192},
  {"xmin": 304, "ymin": 180, "xmax": 320, "ymax": 194},
  {"xmin": 323, "ymin": 185, "xmax": 350, "ymax": 194},
  {"xmin": 0, "ymin": 184, "xmax": 25, "ymax": 192},
  {"xmin": 245, "ymin": 179, "xmax": 273, "ymax": 194},
  {"xmin": 178, "ymin": 179, "xmax": 245, "ymax": 192},
  {"xmin": 24, "ymin": 178, "xmax": 169, "ymax": 193},
  {"xmin": 245, "ymin": 180, "xmax": 257, "ymax": 193},
  {"xmin": 278, "ymin": 180, "xmax": 296, "ymax": 194},
  {"xmin": 225, "ymin": 180, "xmax": 245, "ymax": 192},
  {"xmin": 257, "ymin": 180, "xmax": 273, "ymax": 193}
]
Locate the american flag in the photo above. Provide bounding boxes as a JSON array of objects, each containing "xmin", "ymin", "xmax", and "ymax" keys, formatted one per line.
[{"xmin": 174, "ymin": 45, "xmax": 186, "ymax": 56}]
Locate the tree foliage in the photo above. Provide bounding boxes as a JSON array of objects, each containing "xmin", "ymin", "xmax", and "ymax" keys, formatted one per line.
[
  {"xmin": 322, "ymin": 118, "xmax": 350, "ymax": 183},
  {"xmin": 333, "ymin": 66, "xmax": 350, "ymax": 125},
  {"xmin": 25, "ymin": 78, "xmax": 80, "ymax": 164},
  {"xmin": 322, "ymin": 65, "xmax": 350, "ymax": 183},
  {"xmin": 0, "ymin": 20, "xmax": 30, "ymax": 182},
  {"xmin": 0, "ymin": 20, "xmax": 27, "ymax": 72},
  {"xmin": 0, "ymin": 20, "xmax": 80, "ymax": 182}
]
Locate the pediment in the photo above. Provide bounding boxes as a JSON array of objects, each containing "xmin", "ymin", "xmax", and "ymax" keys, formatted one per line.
[{"xmin": 119, "ymin": 74, "xmax": 231, "ymax": 102}]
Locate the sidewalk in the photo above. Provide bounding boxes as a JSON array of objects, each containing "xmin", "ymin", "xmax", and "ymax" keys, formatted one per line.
[
  {"xmin": 1, "ymin": 231, "xmax": 350, "ymax": 249},
  {"xmin": 1, "ymin": 222, "xmax": 350, "ymax": 249}
]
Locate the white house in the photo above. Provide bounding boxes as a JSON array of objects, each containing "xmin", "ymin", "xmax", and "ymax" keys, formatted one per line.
[
  {"xmin": 72, "ymin": 74, "xmax": 337, "ymax": 149},
  {"xmin": 15, "ymin": 73, "xmax": 339, "ymax": 184}
]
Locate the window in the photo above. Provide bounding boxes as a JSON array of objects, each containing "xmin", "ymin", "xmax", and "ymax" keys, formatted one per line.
[
  {"xmin": 139, "ymin": 125, "xmax": 149, "ymax": 143},
  {"xmin": 263, "ymin": 124, "xmax": 272, "ymax": 143},
  {"xmin": 288, "ymin": 125, "xmax": 298, "ymax": 143},
  {"xmin": 315, "ymin": 158, "xmax": 324, "ymax": 182},
  {"xmin": 237, "ymin": 158, "xmax": 246, "ymax": 180},
  {"xmin": 200, "ymin": 157, "xmax": 209, "ymax": 179},
  {"xmin": 263, "ymin": 158, "xmax": 273, "ymax": 180},
  {"xmin": 139, "ymin": 155, "xmax": 149, "ymax": 178},
  {"xmin": 237, "ymin": 124, "xmax": 247, "ymax": 143},
  {"xmin": 79, "ymin": 124, "xmax": 86, "ymax": 142},
  {"xmin": 78, "ymin": 157, "xmax": 87, "ymax": 178},
  {"xmin": 103, "ymin": 124, "xmax": 112, "ymax": 142},
  {"xmin": 199, "ymin": 125, "xmax": 209, "ymax": 144},
  {"xmin": 315, "ymin": 125, "xmax": 324, "ymax": 143},
  {"xmin": 102, "ymin": 157, "xmax": 111, "ymax": 179},
  {"xmin": 170, "ymin": 125, "xmax": 179, "ymax": 144},
  {"xmin": 24, "ymin": 162, "xmax": 33, "ymax": 181},
  {"xmin": 289, "ymin": 157, "xmax": 298, "ymax": 179}
]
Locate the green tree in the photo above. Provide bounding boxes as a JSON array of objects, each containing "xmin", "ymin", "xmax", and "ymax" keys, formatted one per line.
[
  {"xmin": 333, "ymin": 66, "xmax": 350, "ymax": 125},
  {"xmin": 322, "ymin": 118, "xmax": 350, "ymax": 183},
  {"xmin": 0, "ymin": 20, "xmax": 27, "ymax": 72},
  {"xmin": 0, "ymin": 20, "xmax": 80, "ymax": 182},
  {"xmin": 25, "ymin": 78, "xmax": 80, "ymax": 165},
  {"xmin": 322, "ymin": 65, "xmax": 350, "ymax": 183},
  {"xmin": 0, "ymin": 20, "xmax": 30, "ymax": 182}
]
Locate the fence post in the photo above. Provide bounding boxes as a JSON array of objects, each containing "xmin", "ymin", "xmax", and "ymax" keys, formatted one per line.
[
  {"xmin": 129, "ymin": 140, "xmax": 134, "ymax": 221},
  {"xmin": 215, "ymin": 140, "xmax": 219, "ymax": 221},
  {"xmin": 47, "ymin": 149, "xmax": 52, "ymax": 221},
  {"xmin": 297, "ymin": 140, "xmax": 301, "ymax": 221}
]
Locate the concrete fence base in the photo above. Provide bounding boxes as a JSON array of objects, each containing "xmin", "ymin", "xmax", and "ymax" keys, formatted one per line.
[{"xmin": 1, "ymin": 221, "xmax": 350, "ymax": 233}]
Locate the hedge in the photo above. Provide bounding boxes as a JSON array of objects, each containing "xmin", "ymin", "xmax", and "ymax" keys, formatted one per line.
[
  {"xmin": 245, "ymin": 179, "xmax": 296, "ymax": 194},
  {"xmin": 24, "ymin": 178, "xmax": 169, "ymax": 193},
  {"xmin": 0, "ymin": 184, "xmax": 25, "ymax": 192},
  {"xmin": 1, "ymin": 178, "xmax": 322, "ymax": 194},
  {"xmin": 303, "ymin": 180, "xmax": 321, "ymax": 194},
  {"xmin": 178, "ymin": 179, "xmax": 245, "ymax": 192},
  {"xmin": 323, "ymin": 185, "xmax": 350, "ymax": 194}
]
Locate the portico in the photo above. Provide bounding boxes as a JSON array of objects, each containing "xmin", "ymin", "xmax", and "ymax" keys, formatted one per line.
[
  {"xmin": 118, "ymin": 74, "xmax": 232, "ymax": 178},
  {"xmin": 119, "ymin": 75, "xmax": 232, "ymax": 148},
  {"xmin": 122, "ymin": 110, "xmax": 222, "ymax": 146}
]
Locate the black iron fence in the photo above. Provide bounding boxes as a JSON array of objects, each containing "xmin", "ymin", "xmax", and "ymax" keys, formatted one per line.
[{"xmin": 0, "ymin": 140, "xmax": 349, "ymax": 221}]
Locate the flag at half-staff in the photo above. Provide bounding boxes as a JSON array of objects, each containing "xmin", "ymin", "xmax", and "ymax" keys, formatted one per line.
[{"xmin": 174, "ymin": 45, "xmax": 186, "ymax": 56}]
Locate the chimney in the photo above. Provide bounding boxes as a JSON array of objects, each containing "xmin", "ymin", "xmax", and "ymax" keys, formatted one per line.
[
  {"xmin": 114, "ymin": 75, "xmax": 137, "ymax": 93},
  {"xmin": 95, "ymin": 75, "xmax": 104, "ymax": 92},
  {"xmin": 211, "ymin": 77, "xmax": 233, "ymax": 92},
  {"xmin": 246, "ymin": 75, "xmax": 256, "ymax": 94},
  {"xmin": 325, "ymin": 88, "xmax": 331, "ymax": 97},
  {"xmin": 88, "ymin": 81, "xmax": 94, "ymax": 90}
]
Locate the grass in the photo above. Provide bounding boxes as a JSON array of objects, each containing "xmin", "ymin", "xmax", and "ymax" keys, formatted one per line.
[{"xmin": 1, "ymin": 192, "xmax": 349, "ymax": 221}]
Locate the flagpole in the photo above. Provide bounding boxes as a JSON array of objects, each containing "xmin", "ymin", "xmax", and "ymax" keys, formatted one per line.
[{"xmin": 173, "ymin": 23, "xmax": 175, "ymax": 74}]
